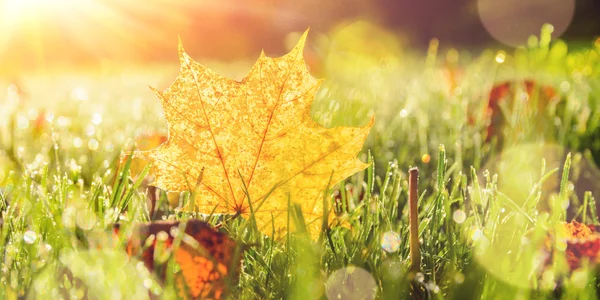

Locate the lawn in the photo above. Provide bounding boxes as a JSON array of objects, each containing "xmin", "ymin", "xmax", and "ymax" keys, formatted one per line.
[{"xmin": 1, "ymin": 24, "xmax": 600, "ymax": 299}]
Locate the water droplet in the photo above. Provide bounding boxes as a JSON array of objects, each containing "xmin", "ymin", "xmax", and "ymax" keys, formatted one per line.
[
  {"xmin": 88, "ymin": 139, "xmax": 99, "ymax": 151},
  {"xmin": 156, "ymin": 231, "xmax": 169, "ymax": 242},
  {"xmin": 23, "ymin": 231, "xmax": 37, "ymax": 244},
  {"xmin": 495, "ymin": 51, "xmax": 506, "ymax": 63},
  {"xmin": 68, "ymin": 159, "xmax": 79, "ymax": 173},
  {"xmin": 92, "ymin": 113, "xmax": 103, "ymax": 125},
  {"xmin": 85, "ymin": 124, "xmax": 95, "ymax": 136},
  {"xmin": 143, "ymin": 278, "xmax": 153, "ymax": 289},
  {"xmin": 399, "ymin": 109, "xmax": 408, "ymax": 118},
  {"xmin": 57, "ymin": 116, "xmax": 70, "ymax": 127},
  {"xmin": 73, "ymin": 138, "xmax": 83, "ymax": 148},
  {"xmin": 45, "ymin": 112, "xmax": 54, "ymax": 122},
  {"xmin": 453, "ymin": 210, "xmax": 466, "ymax": 224},
  {"xmin": 381, "ymin": 231, "xmax": 401, "ymax": 253}
]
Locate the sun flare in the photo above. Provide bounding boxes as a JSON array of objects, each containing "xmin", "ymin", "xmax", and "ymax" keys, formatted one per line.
[
  {"xmin": 2, "ymin": 0, "xmax": 91, "ymax": 23},
  {"xmin": 0, "ymin": 0, "xmax": 178, "ymax": 72}
]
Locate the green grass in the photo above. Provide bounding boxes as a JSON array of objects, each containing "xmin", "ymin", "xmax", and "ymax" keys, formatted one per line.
[{"xmin": 1, "ymin": 26, "xmax": 600, "ymax": 299}]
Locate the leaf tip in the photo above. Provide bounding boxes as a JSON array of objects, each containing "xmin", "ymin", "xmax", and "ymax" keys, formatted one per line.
[
  {"xmin": 292, "ymin": 28, "xmax": 309, "ymax": 54},
  {"xmin": 177, "ymin": 37, "xmax": 191, "ymax": 66},
  {"xmin": 367, "ymin": 114, "xmax": 376, "ymax": 127}
]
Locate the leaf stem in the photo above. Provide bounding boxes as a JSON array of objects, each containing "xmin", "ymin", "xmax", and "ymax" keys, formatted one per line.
[{"xmin": 409, "ymin": 167, "xmax": 421, "ymax": 273}]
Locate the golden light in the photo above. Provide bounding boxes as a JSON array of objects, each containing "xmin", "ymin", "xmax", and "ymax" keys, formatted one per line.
[
  {"xmin": 2, "ymin": 0, "xmax": 92, "ymax": 24},
  {"xmin": 0, "ymin": 0, "xmax": 179, "ymax": 73}
]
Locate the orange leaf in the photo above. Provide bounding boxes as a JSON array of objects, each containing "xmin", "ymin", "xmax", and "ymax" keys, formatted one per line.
[
  {"xmin": 135, "ymin": 30, "xmax": 373, "ymax": 238},
  {"xmin": 117, "ymin": 220, "xmax": 243, "ymax": 300}
]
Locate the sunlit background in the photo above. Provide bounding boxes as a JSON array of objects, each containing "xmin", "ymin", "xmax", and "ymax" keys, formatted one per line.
[
  {"xmin": 0, "ymin": 0, "xmax": 598, "ymax": 75},
  {"xmin": 2, "ymin": 1, "xmax": 600, "ymax": 298}
]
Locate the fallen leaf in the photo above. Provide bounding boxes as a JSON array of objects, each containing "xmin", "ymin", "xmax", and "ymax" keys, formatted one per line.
[
  {"xmin": 561, "ymin": 220, "xmax": 600, "ymax": 271},
  {"xmin": 115, "ymin": 220, "xmax": 244, "ymax": 300},
  {"xmin": 482, "ymin": 80, "xmax": 560, "ymax": 146},
  {"xmin": 535, "ymin": 221, "xmax": 600, "ymax": 272},
  {"xmin": 135, "ymin": 30, "xmax": 373, "ymax": 238}
]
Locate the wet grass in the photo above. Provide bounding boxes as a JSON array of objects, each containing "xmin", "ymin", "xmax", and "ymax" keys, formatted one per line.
[{"xmin": 1, "ymin": 27, "xmax": 600, "ymax": 299}]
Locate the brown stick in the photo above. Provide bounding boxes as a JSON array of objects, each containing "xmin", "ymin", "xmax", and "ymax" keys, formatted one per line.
[{"xmin": 409, "ymin": 167, "xmax": 421, "ymax": 273}]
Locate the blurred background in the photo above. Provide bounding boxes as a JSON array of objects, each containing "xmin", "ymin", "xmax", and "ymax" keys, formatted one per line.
[{"xmin": 0, "ymin": 0, "xmax": 598, "ymax": 75}]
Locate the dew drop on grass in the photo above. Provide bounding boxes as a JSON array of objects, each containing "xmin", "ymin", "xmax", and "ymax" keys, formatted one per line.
[
  {"xmin": 452, "ymin": 210, "xmax": 466, "ymax": 224},
  {"xmin": 85, "ymin": 124, "xmax": 95, "ymax": 136},
  {"xmin": 495, "ymin": 51, "xmax": 506, "ymax": 64},
  {"xmin": 156, "ymin": 231, "xmax": 169, "ymax": 242},
  {"xmin": 92, "ymin": 113, "xmax": 103, "ymax": 125},
  {"xmin": 23, "ymin": 231, "xmax": 37, "ymax": 244},
  {"xmin": 57, "ymin": 116, "xmax": 69, "ymax": 127},
  {"xmin": 399, "ymin": 109, "xmax": 408, "ymax": 118},
  {"xmin": 143, "ymin": 278, "xmax": 153, "ymax": 289},
  {"xmin": 88, "ymin": 139, "xmax": 99, "ymax": 151},
  {"xmin": 45, "ymin": 112, "xmax": 54, "ymax": 122},
  {"xmin": 73, "ymin": 137, "xmax": 83, "ymax": 148},
  {"xmin": 381, "ymin": 231, "xmax": 401, "ymax": 253}
]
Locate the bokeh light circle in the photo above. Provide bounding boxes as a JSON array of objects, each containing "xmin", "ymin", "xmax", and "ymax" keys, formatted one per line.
[
  {"xmin": 381, "ymin": 231, "xmax": 401, "ymax": 253},
  {"xmin": 469, "ymin": 143, "xmax": 600, "ymax": 289},
  {"xmin": 477, "ymin": 0, "xmax": 575, "ymax": 47},
  {"xmin": 325, "ymin": 266, "xmax": 377, "ymax": 300}
]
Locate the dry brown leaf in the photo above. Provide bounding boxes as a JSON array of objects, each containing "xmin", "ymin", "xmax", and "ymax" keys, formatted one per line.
[
  {"xmin": 135, "ymin": 30, "xmax": 373, "ymax": 238},
  {"xmin": 115, "ymin": 220, "xmax": 243, "ymax": 299}
]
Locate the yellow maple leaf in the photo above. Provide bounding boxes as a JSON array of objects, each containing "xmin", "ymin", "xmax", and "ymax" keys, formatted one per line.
[{"xmin": 136, "ymin": 30, "xmax": 373, "ymax": 238}]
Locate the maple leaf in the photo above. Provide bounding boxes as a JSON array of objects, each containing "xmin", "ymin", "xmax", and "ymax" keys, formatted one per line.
[{"xmin": 136, "ymin": 30, "xmax": 373, "ymax": 238}]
